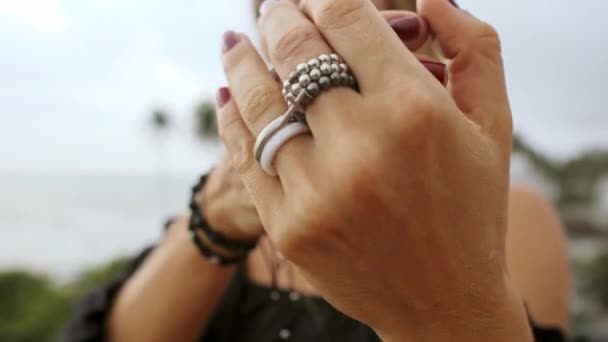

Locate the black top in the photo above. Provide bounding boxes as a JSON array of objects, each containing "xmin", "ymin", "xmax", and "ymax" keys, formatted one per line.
[{"xmin": 62, "ymin": 244, "xmax": 568, "ymax": 342}]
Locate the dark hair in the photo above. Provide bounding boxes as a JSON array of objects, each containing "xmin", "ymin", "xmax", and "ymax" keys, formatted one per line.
[{"xmin": 253, "ymin": 0, "xmax": 263, "ymax": 17}]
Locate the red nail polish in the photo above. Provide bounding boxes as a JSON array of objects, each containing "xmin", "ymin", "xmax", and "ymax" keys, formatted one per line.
[
  {"xmin": 421, "ymin": 60, "xmax": 446, "ymax": 85},
  {"xmin": 217, "ymin": 87, "xmax": 231, "ymax": 107},
  {"xmin": 388, "ymin": 17, "xmax": 421, "ymax": 41},
  {"xmin": 222, "ymin": 31, "xmax": 240, "ymax": 53}
]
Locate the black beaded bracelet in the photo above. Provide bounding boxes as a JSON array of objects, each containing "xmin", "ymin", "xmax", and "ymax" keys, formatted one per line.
[
  {"xmin": 188, "ymin": 173, "xmax": 258, "ymax": 265},
  {"xmin": 187, "ymin": 221, "xmax": 246, "ymax": 266}
]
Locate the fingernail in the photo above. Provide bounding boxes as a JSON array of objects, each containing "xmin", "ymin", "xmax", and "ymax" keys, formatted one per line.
[
  {"xmin": 217, "ymin": 87, "xmax": 231, "ymax": 107},
  {"xmin": 222, "ymin": 31, "xmax": 240, "ymax": 53},
  {"xmin": 449, "ymin": 0, "xmax": 460, "ymax": 8},
  {"xmin": 388, "ymin": 17, "xmax": 421, "ymax": 41},
  {"xmin": 421, "ymin": 60, "xmax": 446, "ymax": 85},
  {"xmin": 259, "ymin": 0, "xmax": 279, "ymax": 17}
]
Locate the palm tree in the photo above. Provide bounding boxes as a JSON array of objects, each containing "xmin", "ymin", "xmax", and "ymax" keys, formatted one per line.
[
  {"xmin": 513, "ymin": 134, "xmax": 608, "ymax": 208},
  {"xmin": 193, "ymin": 100, "xmax": 218, "ymax": 141},
  {"xmin": 151, "ymin": 110, "xmax": 171, "ymax": 132},
  {"xmin": 149, "ymin": 109, "xmax": 172, "ymax": 204}
]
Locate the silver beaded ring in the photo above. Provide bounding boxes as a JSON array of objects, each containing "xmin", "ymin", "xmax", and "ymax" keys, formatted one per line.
[
  {"xmin": 253, "ymin": 53, "xmax": 357, "ymax": 176},
  {"xmin": 282, "ymin": 53, "xmax": 357, "ymax": 109}
]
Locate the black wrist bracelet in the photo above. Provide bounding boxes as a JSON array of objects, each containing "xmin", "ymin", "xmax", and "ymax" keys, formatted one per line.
[
  {"xmin": 187, "ymin": 217, "xmax": 246, "ymax": 266},
  {"xmin": 188, "ymin": 173, "xmax": 258, "ymax": 259}
]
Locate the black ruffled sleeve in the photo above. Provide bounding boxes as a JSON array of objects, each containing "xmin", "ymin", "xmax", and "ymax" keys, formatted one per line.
[
  {"xmin": 60, "ymin": 246, "xmax": 155, "ymax": 342},
  {"xmin": 532, "ymin": 323, "xmax": 568, "ymax": 342}
]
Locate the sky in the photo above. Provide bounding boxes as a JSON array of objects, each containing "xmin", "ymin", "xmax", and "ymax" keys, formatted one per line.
[{"xmin": 0, "ymin": 0, "xmax": 607, "ymax": 177}]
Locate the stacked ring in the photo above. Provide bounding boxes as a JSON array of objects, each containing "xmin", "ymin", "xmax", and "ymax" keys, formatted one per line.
[
  {"xmin": 259, "ymin": 121, "xmax": 311, "ymax": 176},
  {"xmin": 254, "ymin": 53, "xmax": 358, "ymax": 176},
  {"xmin": 282, "ymin": 53, "xmax": 357, "ymax": 109}
]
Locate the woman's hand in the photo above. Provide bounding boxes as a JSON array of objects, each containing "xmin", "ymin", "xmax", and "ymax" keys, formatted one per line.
[
  {"xmin": 198, "ymin": 157, "xmax": 264, "ymax": 241},
  {"xmin": 218, "ymin": 0, "xmax": 531, "ymax": 340},
  {"xmin": 203, "ymin": 9, "xmax": 437, "ymax": 243}
]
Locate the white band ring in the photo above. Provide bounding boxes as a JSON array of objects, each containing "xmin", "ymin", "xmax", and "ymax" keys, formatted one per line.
[{"xmin": 260, "ymin": 121, "xmax": 310, "ymax": 176}]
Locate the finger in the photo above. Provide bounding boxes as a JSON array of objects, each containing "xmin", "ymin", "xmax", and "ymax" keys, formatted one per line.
[
  {"xmin": 418, "ymin": 0, "xmax": 511, "ymax": 140},
  {"xmin": 216, "ymin": 86, "xmax": 284, "ymax": 226},
  {"xmin": 222, "ymin": 31, "xmax": 312, "ymax": 180},
  {"xmin": 300, "ymin": 0, "xmax": 426, "ymax": 93},
  {"xmin": 416, "ymin": 57, "xmax": 447, "ymax": 86},
  {"xmin": 222, "ymin": 31, "xmax": 287, "ymax": 136},
  {"xmin": 382, "ymin": 10, "xmax": 430, "ymax": 53},
  {"xmin": 259, "ymin": 0, "xmax": 352, "ymax": 136}
]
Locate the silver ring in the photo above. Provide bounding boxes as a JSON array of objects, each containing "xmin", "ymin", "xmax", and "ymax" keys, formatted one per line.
[
  {"xmin": 282, "ymin": 53, "xmax": 357, "ymax": 109},
  {"xmin": 259, "ymin": 121, "xmax": 310, "ymax": 176},
  {"xmin": 253, "ymin": 104, "xmax": 306, "ymax": 163},
  {"xmin": 254, "ymin": 112, "xmax": 290, "ymax": 163}
]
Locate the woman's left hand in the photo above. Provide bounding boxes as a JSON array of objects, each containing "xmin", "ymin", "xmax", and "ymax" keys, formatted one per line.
[{"xmin": 218, "ymin": 0, "xmax": 531, "ymax": 341}]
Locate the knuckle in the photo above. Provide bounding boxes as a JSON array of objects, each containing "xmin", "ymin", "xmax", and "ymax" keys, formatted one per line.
[
  {"xmin": 228, "ymin": 143, "xmax": 253, "ymax": 175},
  {"xmin": 314, "ymin": 0, "xmax": 367, "ymax": 30},
  {"xmin": 396, "ymin": 93, "xmax": 444, "ymax": 139},
  {"xmin": 218, "ymin": 110, "xmax": 238, "ymax": 137},
  {"xmin": 271, "ymin": 186, "xmax": 339, "ymax": 261},
  {"xmin": 241, "ymin": 83, "xmax": 278, "ymax": 127},
  {"xmin": 270, "ymin": 24, "xmax": 321, "ymax": 65},
  {"xmin": 474, "ymin": 21, "xmax": 502, "ymax": 54}
]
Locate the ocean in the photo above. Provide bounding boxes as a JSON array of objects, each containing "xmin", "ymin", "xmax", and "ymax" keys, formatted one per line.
[
  {"xmin": 0, "ymin": 171, "xmax": 198, "ymax": 281},
  {"xmin": 1, "ymin": 155, "xmax": 605, "ymax": 281}
]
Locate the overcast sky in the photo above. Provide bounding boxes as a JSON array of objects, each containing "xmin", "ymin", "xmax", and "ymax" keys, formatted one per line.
[{"xmin": 1, "ymin": 0, "xmax": 607, "ymax": 177}]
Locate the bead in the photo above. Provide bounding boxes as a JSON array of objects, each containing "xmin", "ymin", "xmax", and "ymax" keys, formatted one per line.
[
  {"xmin": 310, "ymin": 68, "xmax": 322, "ymax": 80},
  {"xmin": 296, "ymin": 63, "xmax": 310, "ymax": 74},
  {"xmin": 283, "ymin": 79, "xmax": 291, "ymax": 88},
  {"xmin": 279, "ymin": 329, "xmax": 291, "ymax": 340},
  {"xmin": 330, "ymin": 53, "xmax": 340, "ymax": 62},
  {"xmin": 282, "ymin": 87, "xmax": 288, "ymax": 97},
  {"xmin": 330, "ymin": 72, "xmax": 341, "ymax": 85},
  {"xmin": 339, "ymin": 63, "xmax": 348, "ymax": 72},
  {"xmin": 298, "ymin": 74, "xmax": 311, "ymax": 87},
  {"xmin": 191, "ymin": 213, "xmax": 202, "ymax": 226},
  {"xmin": 285, "ymin": 95, "xmax": 296, "ymax": 106},
  {"xmin": 319, "ymin": 76, "xmax": 331, "ymax": 89},
  {"xmin": 348, "ymin": 75, "xmax": 356, "ymax": 86},
  {"xmin": 319, "ymin": 54, "xmax": 331, "ymax": 63},
  {"xmin": 289, "ymin": 291, "xmax": 300, "ymax": 301},
  {"xmin": 306, "ymin": 82, "xmax": 320, "ymax": 96},
  {"xmin": 339, "ymin": 72, "xmax": 349, "ymax": 84},
  {"xmin": 270, "ymin": 291, "xmax": 281, "ymax": 301},
  {"xmin": 307, "ymin": 58, "xmax": 320, "ymax": 68},
  {"xmin": 290, "ymin": 83, "xmax": 301, "ymax": 96},
  {"xmin": 288, "ymin": 71, "xmax": 299, "ymax": 83},
  {"xmin": 298, "ymin": 90, "xmax": 314, "ymax": 107},
  {"xmin": 331, "ymin": 63, "xmax": 340, "ymax": 73},
  {"xmin": 320, "ymin": 63, "xmax": 332, "ymax": 75}
]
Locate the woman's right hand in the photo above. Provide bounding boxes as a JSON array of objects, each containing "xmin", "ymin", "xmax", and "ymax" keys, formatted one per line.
[
  {"xmin": 200, "ymin": 7, "xmax": 440, "ymax": 244},
  {"xmin": 197, "ymin": 156, "xmax": 265, "ymax": 241}
]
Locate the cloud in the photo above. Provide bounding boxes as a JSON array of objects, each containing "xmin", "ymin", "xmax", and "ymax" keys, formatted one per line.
[
  {"xmin": 0, "ymin": 0, "xmax": 606, "ymax": 176},
  {"xmin": 0, "ymin": 0, "xmax": 67, "ymax": 33}
]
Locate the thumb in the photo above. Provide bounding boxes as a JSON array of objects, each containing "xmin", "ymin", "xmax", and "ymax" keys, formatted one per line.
[{"xmin": 418, "ymin": 0, "xmax": 511, "ymax": 140}]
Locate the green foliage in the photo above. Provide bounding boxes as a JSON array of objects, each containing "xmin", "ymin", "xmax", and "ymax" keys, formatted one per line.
[
  {"xmin": 194, "ymin": 100, "xmax": 218, "ymax": 140},
  {"xmin": 513, "ymin": 134, "xmax": 608, "ymax": 208},
  {"xmin": 0, "ymin": 272, "xmax": 71, "ymax": 342},
  {"xmin": 0, "ymin": 257, "xmax": 129, "ymax": 342},
  {"xmin": 584, "ymin": 250, "xmax": 608, "ymax": 309},
  {"xmin": 151, "ymin": 109, "xmax": 171, "ymax": 131},
  {"xmin": 67, "ymin": 257, "xmax": 129, "ymax": 295}
]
